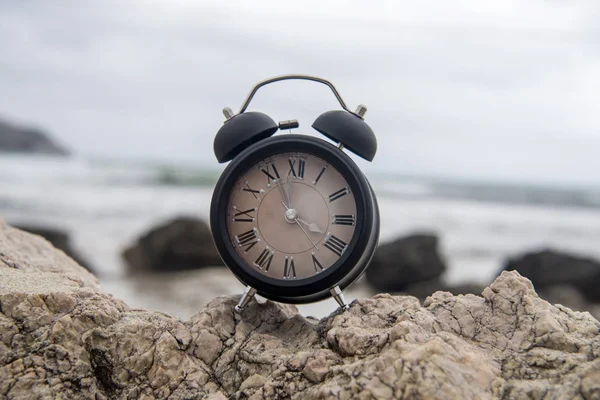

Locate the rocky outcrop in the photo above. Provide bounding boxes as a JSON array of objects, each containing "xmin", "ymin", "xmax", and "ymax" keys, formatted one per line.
[
  {"xmin": 1, "ymin": 221, "xmax": 600, "ymax": 399},
  {"xmin": 366, "ymin": 234, "xmax": 446, "ymax": 291},
  {"xmin": 122, "ymin": 216, "xmax": 223, "ymax": 273},
  {"xmin": 0, "ymin": 117, "xmax": 69, "ymax": 156},
  {"xmin": 12, "ymin": 224, "xmax": 94, "ymax": 274},
  {"xmin": 502, "ymin": 249, "xmax": 600, "ymax": 302},
  {"xmin": 398, "ymin": 278, "xmax": 485, "ymax": 301}
]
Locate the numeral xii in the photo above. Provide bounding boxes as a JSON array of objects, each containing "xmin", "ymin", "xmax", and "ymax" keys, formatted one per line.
[{"xmin": 288, "ymin": 158, "xmax": 305, "ymax": 179}]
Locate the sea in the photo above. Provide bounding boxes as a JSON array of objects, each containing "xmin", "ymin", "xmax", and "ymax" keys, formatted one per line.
[{"xmin": 2, "ymin": 154, "xmax": 600, "ymax": 319}]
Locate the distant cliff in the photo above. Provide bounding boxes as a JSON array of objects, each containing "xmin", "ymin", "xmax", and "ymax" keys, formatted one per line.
[{"xmin": 0, "ymin": 116, "xmax": 70, "ymax": 156}]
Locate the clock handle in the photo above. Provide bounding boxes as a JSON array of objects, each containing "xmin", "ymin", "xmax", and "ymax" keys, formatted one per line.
[{"xmin": 237, "ymin": 74, "xmax": 358, "ymax": 116}]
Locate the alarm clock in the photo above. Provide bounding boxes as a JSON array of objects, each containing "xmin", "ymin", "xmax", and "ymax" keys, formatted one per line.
[{"xmin": 210, "ymin": 75, "xmax": 379, "ymax": 313}]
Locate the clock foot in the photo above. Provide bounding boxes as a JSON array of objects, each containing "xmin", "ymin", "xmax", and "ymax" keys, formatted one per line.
[
  {"xmin": 330, "ymin": 286, "xmax": 350, "ymax": 311},
  {"xmin": 234, "ymin": 286, "xmax": 257, "ymax": 313}
]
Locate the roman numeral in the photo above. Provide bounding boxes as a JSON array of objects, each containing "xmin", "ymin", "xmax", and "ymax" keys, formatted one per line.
[
  {"xmin": 312, "ymin": 253, "xmax": 324, "ymax": 273},
  {"xmin": 313, "ymin": 165, "xmax": 326, "ymax": 185},
  {"xmin": 288, "ymin": 158, "xmax": 305, "ymax": 179},
  {"xmin": 235, "ymin": 229, "xmax": 259, "ymax": 252},
  {"xmin": 254, "ymin": 248, "xmax": 274, "ymax": 271},
  {"xmin": 261, "ymin": 164, "xmax": 280, "ymax": 185},
  {"xmin": 242, "ymin": 183, "xmax": 260, "ymax": 199},
  {"xmin": 283, "ymin": 256, "xmax": 297, "ymax": 279},
  {"xmin": 328, "ymin": 187, "xmax": 348, "ymax": 202},
  {"xmin": 333, "ymin": 215, "xmax": 355, "ymax": 226},
  {"xmin": 324, "ymin": 234, "xmax": 347, "ymax": 257},
  {"xmin": 233, "ymin": 207, "xmax": 256, "ymax": 222}
]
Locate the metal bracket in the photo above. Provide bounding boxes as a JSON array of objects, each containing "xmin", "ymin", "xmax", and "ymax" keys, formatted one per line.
[
  {"xmin": 330, "ymin": 285, "xmax": 350, "ymax": 311},
  {"xmin": 278, "ymin": 119, "xmax": 299, "ymax": 131},
  {"xmin": 234, "ymin": 286, "xmax": 257, "ymax": 313}
]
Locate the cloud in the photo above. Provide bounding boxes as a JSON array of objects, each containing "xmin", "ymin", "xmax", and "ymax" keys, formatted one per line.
[{"xmin": 0, "ymin": 0, "xmax": 598, "ymax": 184}]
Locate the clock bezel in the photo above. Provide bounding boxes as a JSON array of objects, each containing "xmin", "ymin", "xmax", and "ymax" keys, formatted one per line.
[{"xmin": 210, "ymin": 134, "xmax": 378, "ymax": 303}]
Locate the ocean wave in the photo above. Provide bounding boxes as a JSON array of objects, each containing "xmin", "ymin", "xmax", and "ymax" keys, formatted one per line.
[
  {"xmin": 428, "ymin": 183, "xmax": 600, "ymax": 210},
  {"xmin": 0, "ymin": 155, "xmax": 220, "ymax": 187},
  {"xmin": 1, "ymin": 155, "xmax": 599, "ymax": 210},
  {"xmin": 371, "ymin": 175, "xmax": 600, "ymax": 210}
]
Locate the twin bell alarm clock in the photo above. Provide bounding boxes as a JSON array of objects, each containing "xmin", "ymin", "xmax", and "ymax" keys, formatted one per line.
[{"xmin": 209, "ymin": 75, "xmax": 380, "ymax": 313}]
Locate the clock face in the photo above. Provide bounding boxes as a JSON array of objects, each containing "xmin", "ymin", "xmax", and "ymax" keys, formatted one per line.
[{"xmin": 225, "ymin": 152, "xmax": 357, "ymax": 280}]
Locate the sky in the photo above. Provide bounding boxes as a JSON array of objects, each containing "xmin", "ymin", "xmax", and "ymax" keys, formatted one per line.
[{"xmin": 0, "ymin": 0, "xmax": 599, "ymax": 185}]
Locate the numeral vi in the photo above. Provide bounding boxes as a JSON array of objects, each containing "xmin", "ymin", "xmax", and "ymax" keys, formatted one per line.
[{"xmin": 283, "ymin": 256, "xmax": 296, "ymax": 279}]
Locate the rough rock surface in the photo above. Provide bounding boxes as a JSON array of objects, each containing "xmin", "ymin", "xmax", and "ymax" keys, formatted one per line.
[
  {"xmin": 122, "ymin": 216, "xmax": 223, "ymax": 273},
  {"xmin": 366, "ymin": 234, "xmax": 446, "ymax": 291},
  {"xmin": 0, "ymin": 117, "xmax": 69, "ymax": 155},
  {"xmin": 503, "ymin": 249, "xmax": 600, "ymax": 302},
  {"xmin": 2, "ymin": 222, "xmax": 600, "ymax": 399}
]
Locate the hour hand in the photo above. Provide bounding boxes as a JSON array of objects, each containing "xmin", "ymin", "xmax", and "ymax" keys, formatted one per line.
[{"xmin": 297, "ymin": 218, "xmax": 324, "ymax": 234}]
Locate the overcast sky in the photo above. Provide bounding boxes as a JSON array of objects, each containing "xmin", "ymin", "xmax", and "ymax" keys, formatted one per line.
[{"xmin": 1, "ymin": 1, "xmax": 599, "ymax": 185}]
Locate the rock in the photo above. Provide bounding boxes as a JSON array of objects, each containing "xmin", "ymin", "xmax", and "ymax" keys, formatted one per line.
[
  {"xmin": 538, "ymin": 285, "xmax": 600, "ymax": 322},
  {"xmin": 2, "ymin": 221, "xmax": 600, "ymax": 399},
  {"xmin": 401, "ymin": 279, "xmax": 485, "ymax": 301},
  {"xmin": 502, "ymin": 249, "xmax": 600, "ymax": 302},
  {"xmin": 12, "ymin": 224, "xmax": 94, "ymax": 274},
  {"xmin": 365, "ymin": 234, "xmax": 446, "ymax": 291},
  {"xmin": 0, "ymin": 117, "xmax": 69, "ymax": 156},
  {"xmin": 122, "ymin": 216, "xmax": 223, "ymax": 273}
]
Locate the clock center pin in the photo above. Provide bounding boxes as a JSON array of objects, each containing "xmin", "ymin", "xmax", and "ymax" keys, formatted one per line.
[{"xmin": 284, "ymin": 208, "xmax": 299, "ymax": 223}]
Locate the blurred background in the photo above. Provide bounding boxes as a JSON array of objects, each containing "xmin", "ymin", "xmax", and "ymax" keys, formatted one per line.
[{"xmin": 1, "ymin": 0, "xmax": 599, "ymax": 319}]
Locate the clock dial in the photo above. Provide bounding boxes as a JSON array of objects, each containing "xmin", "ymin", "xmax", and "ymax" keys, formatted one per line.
[{"xmin": 226, "ymin": 152, "xmax": 357, "ymax": 280}]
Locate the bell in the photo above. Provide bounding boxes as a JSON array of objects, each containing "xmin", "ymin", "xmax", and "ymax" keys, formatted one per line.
[
  {"xmin": 312, "ymin": 109, "xmax": 377, "ymax": 161},
  {"xmin": 213, "ymin": 111, "xmax": 278, "ymax": 163}
]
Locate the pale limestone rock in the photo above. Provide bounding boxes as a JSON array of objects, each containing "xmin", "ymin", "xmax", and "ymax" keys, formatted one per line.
[{"xmin": 1, "ymin": 220, "xmax": 600, "ymax": 399}]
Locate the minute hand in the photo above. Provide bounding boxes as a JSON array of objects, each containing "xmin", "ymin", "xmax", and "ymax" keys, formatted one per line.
[{"xmin": 295, "ymin": 219, "xmax": 319, "ymax": 250}]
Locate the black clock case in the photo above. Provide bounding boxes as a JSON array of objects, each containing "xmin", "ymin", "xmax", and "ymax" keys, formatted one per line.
[{"xmin": 210, "ymin": 134, "xmax": 379, "ymax": 304}]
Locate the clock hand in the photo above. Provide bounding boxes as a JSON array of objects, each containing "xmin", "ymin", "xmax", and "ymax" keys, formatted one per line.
[
  {"xmin": 281, "ymin": 202, "xmax": 323, "ymax": 234},
  {"xmin": 295, "ymin": 219, "xmax": 319, "ymax": 251},
  {"xmin": 296, "ymin": 217, "xmax": 324, "ymax": 234},
  {"xmin": 285, "ymin": 172, "xmax": 293, "ymax": 209},
  {"xmin": 280, "ymin": 201, "xmax": 320, "ymax": 249},
  {"xmin": 276, "ymin": 179, "xmax": 290, "ymax": 209}
]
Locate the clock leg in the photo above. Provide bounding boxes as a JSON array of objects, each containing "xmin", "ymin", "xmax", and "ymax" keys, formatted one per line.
[
  {"xmin": 235, "ymin": 286, "xmax": 257, "ymax": 313},
  {"xmin": 330, "ymin": 286, "xmax": 350, "ymax": 311}
]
